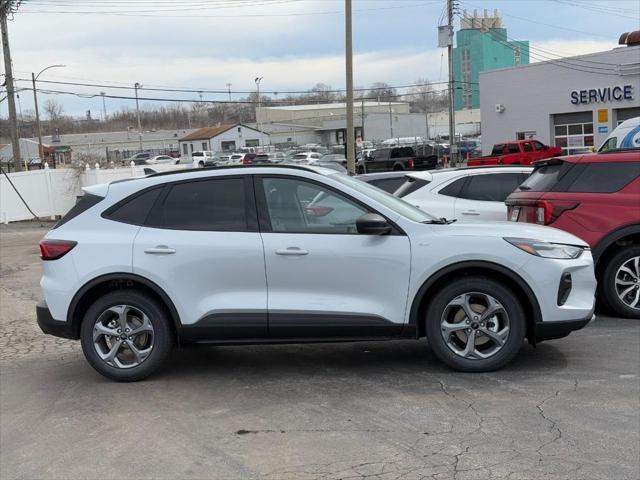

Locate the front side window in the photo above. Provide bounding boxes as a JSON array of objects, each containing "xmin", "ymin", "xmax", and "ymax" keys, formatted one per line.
[
  {"xmin": 262, "ymin": 177, "xmax": 367, "ymax": 234},
  {"xmin": 150, "ymin": 178, "xmax": 247, "ymax": 231}
]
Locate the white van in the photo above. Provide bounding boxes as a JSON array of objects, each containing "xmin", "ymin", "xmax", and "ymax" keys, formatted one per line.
[{"xmin": 598, "ymin": 117, "xmax": 640, "ymax": 152}]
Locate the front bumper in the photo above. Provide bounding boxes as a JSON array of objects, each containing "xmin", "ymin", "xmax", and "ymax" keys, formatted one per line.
[
  {"xmin": 37, "ymin": 300, "xmax": 76, "ymax": 340},
  {"xmin": 535, "ymin": 312, "xmax": 595, "ymax": 342}
]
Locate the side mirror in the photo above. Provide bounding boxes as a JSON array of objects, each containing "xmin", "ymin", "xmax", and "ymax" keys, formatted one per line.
[{"xmin": 356, "ymin": 213, "xmax": 392, "ymax": 235}]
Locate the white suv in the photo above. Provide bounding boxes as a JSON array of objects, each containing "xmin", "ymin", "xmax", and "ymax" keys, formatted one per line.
[
  {"xmin": 396, "ymin": 166, "xmax": 533, "ymax": 222},
  {"xmin": 37, "ymin": 166, "xmax": 596, "ymax": 381}
]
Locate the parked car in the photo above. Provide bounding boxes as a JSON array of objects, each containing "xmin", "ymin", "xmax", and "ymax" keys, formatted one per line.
[
  {"xmin": 146, "ymin": 155, "xmax": 178, "ymax": 165},
  {"xmin": 313, "ymin": 153, "xmax": 347, "ymax": 169},
  {"xmin": 289, "ymin": 152, "xmax": 323, "ymax": 164},
  {"xmin": 124, "ymin": 152, "xmax": 152, "ymax": 165},
  {"xmin": 457, "ymin": 139, "xmax": 481, "ymax": 157},
  {"xmin": 357, "ymin": 146, "xmax": 438, "ymax": 173},
  {"xmin": 395, "ymin": 166, "xmax": 532, "ymax": 222},
  {"xmin": 598, "ymin": 117, "xmax": 640, "ymax": 152},
  {"xmin": 356, "ymin": 171, "xmax": 408, "ymax": 193},
  {"xmin": 468, "ymin": 140, "xmax": 561, "ymax": 167},
  {"xmin": 505, "ymin": 150, "xmax": 640, "ymax": 318},
  {"xmin": 227, "ymin": 152, "xmax": 271, "ymax": 165},
  {"xmin": 268, "ymin": 152, "xmax": 287, "ymax": 163},
  {"xmin": 191, "ymin": 151, "xmax": 216, "ymax": 167},
  {"xmin": 37, "ymin": 165, "xmax": 596, "ymax": 381}
]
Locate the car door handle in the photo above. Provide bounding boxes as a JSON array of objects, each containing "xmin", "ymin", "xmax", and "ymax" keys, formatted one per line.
[
  {"xmin": 276, "ymin": 247, "xmax": 309, "ymax": 256},
  {"xmin": 144, "ymin": 245, "xmax": 176, "ymax": 255},
  {"xmin": 461, "ymin": 211, "xmax": 481, "ymax": 216}
]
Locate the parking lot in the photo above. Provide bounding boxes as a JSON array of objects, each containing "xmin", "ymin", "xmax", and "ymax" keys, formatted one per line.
[{"xmin": 1, "ymin": 223, "xmax": 639, "ymax": 480}]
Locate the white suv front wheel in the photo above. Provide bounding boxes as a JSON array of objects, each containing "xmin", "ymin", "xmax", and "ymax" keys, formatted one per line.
[{"xmin": 426, "ymin": 277, "xmax": 525, "ymax": 372}]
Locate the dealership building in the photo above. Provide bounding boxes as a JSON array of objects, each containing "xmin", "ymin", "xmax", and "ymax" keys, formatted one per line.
[{"xmin": 479, "ymin": 38, "xmax": 640, "ymax": 155}]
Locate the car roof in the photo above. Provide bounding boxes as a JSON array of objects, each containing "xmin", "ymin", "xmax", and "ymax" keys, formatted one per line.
[
  {"xmin": 536, "ymin": 149, "xmax": 640, "ymax": 165},
  {"xmin": 356, "ymin": 171, "xmax": 408, "ymax": 180}
]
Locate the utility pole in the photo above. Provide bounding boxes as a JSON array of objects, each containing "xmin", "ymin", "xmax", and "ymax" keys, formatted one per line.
[
  {"xmin": 388, "ymin": 101, "xmax": 393, "ymax": 139},
  {"xmin": 134, "ymin": 82, "xmax": 143, "ymax": 151},
  {"xmin": 345, "ymin": 0, "xmax": 355, "ymax": 175},
  {"xmin": 254, "ymin": 76, "xmax": 263, "ymax": 147},
  {"xmin": 225, "ymin": 83, "xmax": 232, "ymax": 124},
  {"xmin": 1, "ymin": 1, "xmax": 22, "ymax": 171},
  {"xmin": 361, "ymin": 97, "xmax": 365, "ymax": 142},
  {"xmin": 424, "ymin": 92, "xmax": 430, "ymax": 141},
  {"xmin": 447, "ymin": 0, "xmax": 457, "ymax": 165},
  {"xmin": 100, "ymin": 91, "xmax": 107, "ymax": 121}
]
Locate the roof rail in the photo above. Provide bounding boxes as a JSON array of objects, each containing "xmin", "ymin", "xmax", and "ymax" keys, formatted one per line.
[{"xmin": 145, "ymin": 163, "xmax": 319, "ymax": 178}]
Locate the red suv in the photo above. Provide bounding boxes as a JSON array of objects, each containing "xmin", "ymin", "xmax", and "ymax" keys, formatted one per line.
[{"xmin": 505, "ymin": 150, "xmax": 640, "ymax": 318}]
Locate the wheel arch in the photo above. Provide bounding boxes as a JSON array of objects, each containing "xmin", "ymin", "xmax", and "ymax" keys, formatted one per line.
[
  {"xmin": 67, "ymin": 273, "xmax": 182, "ymax": 341},
  {"xmin": 593, "ymin": 224, "xmax": 640, "ymax": 272},
  {"xmin": 408, "ymin": 261, "xmax": 542, "ymax": 345}
]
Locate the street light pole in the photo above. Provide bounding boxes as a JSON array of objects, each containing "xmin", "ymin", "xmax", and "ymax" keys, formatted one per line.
[
  {"xmin": 134, "ymin": 82, "xmax": 143, "ymax": 151},
  {"xmin": 447, "ymin": 0, "xmax": 457, "ymax": 165},
  {"xmin": 254, "ymin": 76, "xmax": 263, "ymax": 148},
  {"xmin": 32, "ymin": 64, "xmax": 66, "ymax": 168}
]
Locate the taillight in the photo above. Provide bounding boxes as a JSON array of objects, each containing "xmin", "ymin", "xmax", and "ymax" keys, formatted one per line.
[
  {"xmin": 241, "ymin": 158, "xmax": 252, "ymax": 165},
  {"xmin": 407, "ymin": 158, "xmax": 415, "ymax": 169},
  {"xmin": 39, "ymin": 240, "xmax": 77, "ymax": 260},
  {"xmin": 535, "ymin": 200, "xmax": 580, "ymax": 225}
]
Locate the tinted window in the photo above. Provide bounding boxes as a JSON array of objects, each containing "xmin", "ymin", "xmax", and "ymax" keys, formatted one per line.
[
  {"xmin": 523, "ymin": 142, "xmax": 533, "ymax": 152},
  {"xmin": 395, "ymin": 177, "xmax": 429, "ymax": 197},
  {"xmin": 153, "ymin": 178, "xmax": 247, "ymax": 231},
  {"xmin": 491, "ymin": 144, "xmax": 506, "ymax": 155},
  {"xmin": 567, "ymin": 162, "xmax": 640, "ymax": 193},
  {"xmin": 533, "ymin": 141, "xmax": 545, "ymax": 151},
  {"xmin": 192, "ymin": 152, "xmax": 203, "ymax": 157},
  {"xmin": 371, "ymin": 177, "xmax": 408, "ymax": 194},
  {"xmin": 373, "ymin": 149, "xmax": 390, "ymax": 160},
  {"xmin": 55, "ymin": 193, "xmax": 103, "ymax": 229},
  {"xmin": 518, "ymin": 161, "xmax": 575, "ymax": 192},
  {"xmin": 106, "ymin": 187, "xmax": 162, "ymax": 225},
  {"xmin": 262, "ymin": 177, "xmax": 367, "ymax": 234},
  {"xmin": 507, "ymin": 144, "xmax": 520, "ymax": 154},
  {"xmin": 461, "ymin": 173, "xmax": 525, "ymax": 201},
  {"xmin": 439, "ymin": 177, "xmax": 466, "ymax": 197}
]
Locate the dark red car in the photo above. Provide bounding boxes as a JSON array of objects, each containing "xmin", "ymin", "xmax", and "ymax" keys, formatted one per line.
[{"xmin": 505, "ymin": 150, "xmax": 640, "ymax": 318}]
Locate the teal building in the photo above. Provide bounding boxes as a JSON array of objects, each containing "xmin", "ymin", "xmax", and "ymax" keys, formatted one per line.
[{"xmin": 453, "ymin": 13, "xmax": 529, "ymax": 111}]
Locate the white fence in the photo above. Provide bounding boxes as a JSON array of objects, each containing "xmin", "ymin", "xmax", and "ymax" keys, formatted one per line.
[{"xmin": 1, "ymin": 162, "xmax": 190, "ymax": 223}]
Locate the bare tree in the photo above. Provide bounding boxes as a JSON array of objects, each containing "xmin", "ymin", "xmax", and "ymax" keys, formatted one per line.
[
  {"xmin": 43, "ymin": 99, "xmax": 64, "ymax": 121},
  {"xmin": 366, "ymin": 82, "xmax": 397, "ymax": 103}
]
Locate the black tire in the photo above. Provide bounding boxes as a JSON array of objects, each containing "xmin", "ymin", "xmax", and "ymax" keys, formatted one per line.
[
  {"xmin": 600, "ymin": 246, "xmax": 640, "ymax": 319},
  {"xmin": 393, "ymin": 164, "xmax": 404, "ymax": 171},
  {"xmin": 198, "ymin": 161, "xmax": 205, "ymax": 168},
  {"xmin": 356, "ymin": 165, "xmax": 365, "ymax": 174},
  {"xmin": 425, "ymin": 277, "xmax": 525, "ymax": 372},
  {"xmin": 80, "ymin": 290, "xmax": 174, "ymax": 382}
]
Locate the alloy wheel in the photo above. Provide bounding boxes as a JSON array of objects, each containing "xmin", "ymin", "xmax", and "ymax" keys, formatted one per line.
[
  {"xmin": 92, "ymin": 305, "xmax": 155, "ymax": 369},
  {"xmin": 440, "ymin": 292, "xmax": 510, "ymax": 360},
  {"xmin": 615, "ymin": 256, "xmax": 640, "ymax": 311}
]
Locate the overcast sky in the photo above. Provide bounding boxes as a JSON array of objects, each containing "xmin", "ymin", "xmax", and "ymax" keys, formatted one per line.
[{"xmin": 2, "ymin": 0, "xmax": 638, "ymax": 116}]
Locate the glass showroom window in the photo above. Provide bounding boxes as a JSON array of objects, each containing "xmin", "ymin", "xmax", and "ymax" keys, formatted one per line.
[{"xmin": 554, "ymin": 122, "xmax": 594, "ymax": 155}]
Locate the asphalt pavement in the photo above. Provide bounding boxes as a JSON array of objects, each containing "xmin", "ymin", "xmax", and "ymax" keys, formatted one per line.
[{"xmin": 1, "ymin": 223, "xmax": 639, "ymax": 480}]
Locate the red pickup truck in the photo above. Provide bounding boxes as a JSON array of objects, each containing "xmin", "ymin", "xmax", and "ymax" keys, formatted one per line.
[{"xmin": 468, "ymin": 140, "xmax": 562, "ymax": 166}]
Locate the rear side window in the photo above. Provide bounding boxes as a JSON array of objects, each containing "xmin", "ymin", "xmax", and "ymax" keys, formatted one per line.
[
  {"xmin": 150, "ymin": 178, "xmax": 247, "ymax": 231},
  {"xmin": 491, "ymin": 144, "xmax": 506, "ymax": 155},
  {"xmin": 598, "ymin": 137, "xmax": 618, "ymax": 152},
  {"xmin": 370, "ymin": 177, "xmax": 408, "ymax": 194},
  {"xmin": 104, "ymin": 187, "xmax": 162, "ymax": 225},
  {"xmin": 461, "ymin": 173, "xmax": 526, "ymax": 201},
  {"xmin": 438, "ymin": 177, "xmax": 466, "ymax": 198},
  {"xmin": 507, "ymin": 144, "xmax": 520, "ymax": 154},
  {"xmin": 566, "ymin": 162, "xmax": 640, "ymax": 193},
  {"xmin": 518, "ymin": 161, "xmax": 573, "ymax": 192},
  {"xmin": 395, "ymin": 178, "xmax": 430, "ymax": 197},
  {"xmin": 55, "ymin": 193, "xmax": 103, "ymax": 228}
]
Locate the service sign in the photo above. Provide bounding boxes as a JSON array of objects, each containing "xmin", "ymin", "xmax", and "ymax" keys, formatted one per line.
[{"xmin": 570, "ymin": 85, "xmax": 634, "ymax": 105}]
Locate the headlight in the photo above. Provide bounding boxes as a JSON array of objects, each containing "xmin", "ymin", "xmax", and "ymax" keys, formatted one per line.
[{"xmin": 504, "ymin": 237, "xmax": 584, "ymax": 259}]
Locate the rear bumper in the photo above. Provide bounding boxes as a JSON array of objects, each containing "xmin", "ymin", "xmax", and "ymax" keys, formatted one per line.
[
  {"xmin": 37, "ymin": 300, "xmax": 76, "ymax": 340},
  {"xmin": 535, "ymin": 312, "xmax": 595, "ymax": 342}
]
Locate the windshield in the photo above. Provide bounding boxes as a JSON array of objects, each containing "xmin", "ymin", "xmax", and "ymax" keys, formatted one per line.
[{"xmin": 330, "ymin": 173, "xmax": 437, "ymax": 223}]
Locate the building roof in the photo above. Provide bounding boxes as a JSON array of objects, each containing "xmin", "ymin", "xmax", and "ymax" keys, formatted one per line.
[
  {"xmin": 179, "ymin": 123, "xmax": 267, "ymax": 142},
  {"xmin": 261, "ymin": 102, "xmax": 409, "ymax": 111},
  {"xmin": 179, "ymin": 124, "xmax": 236, "ymax": 141},
  {"xmin": 24, "ymin": 128, "xmax": 198, "ymax": 147}
]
